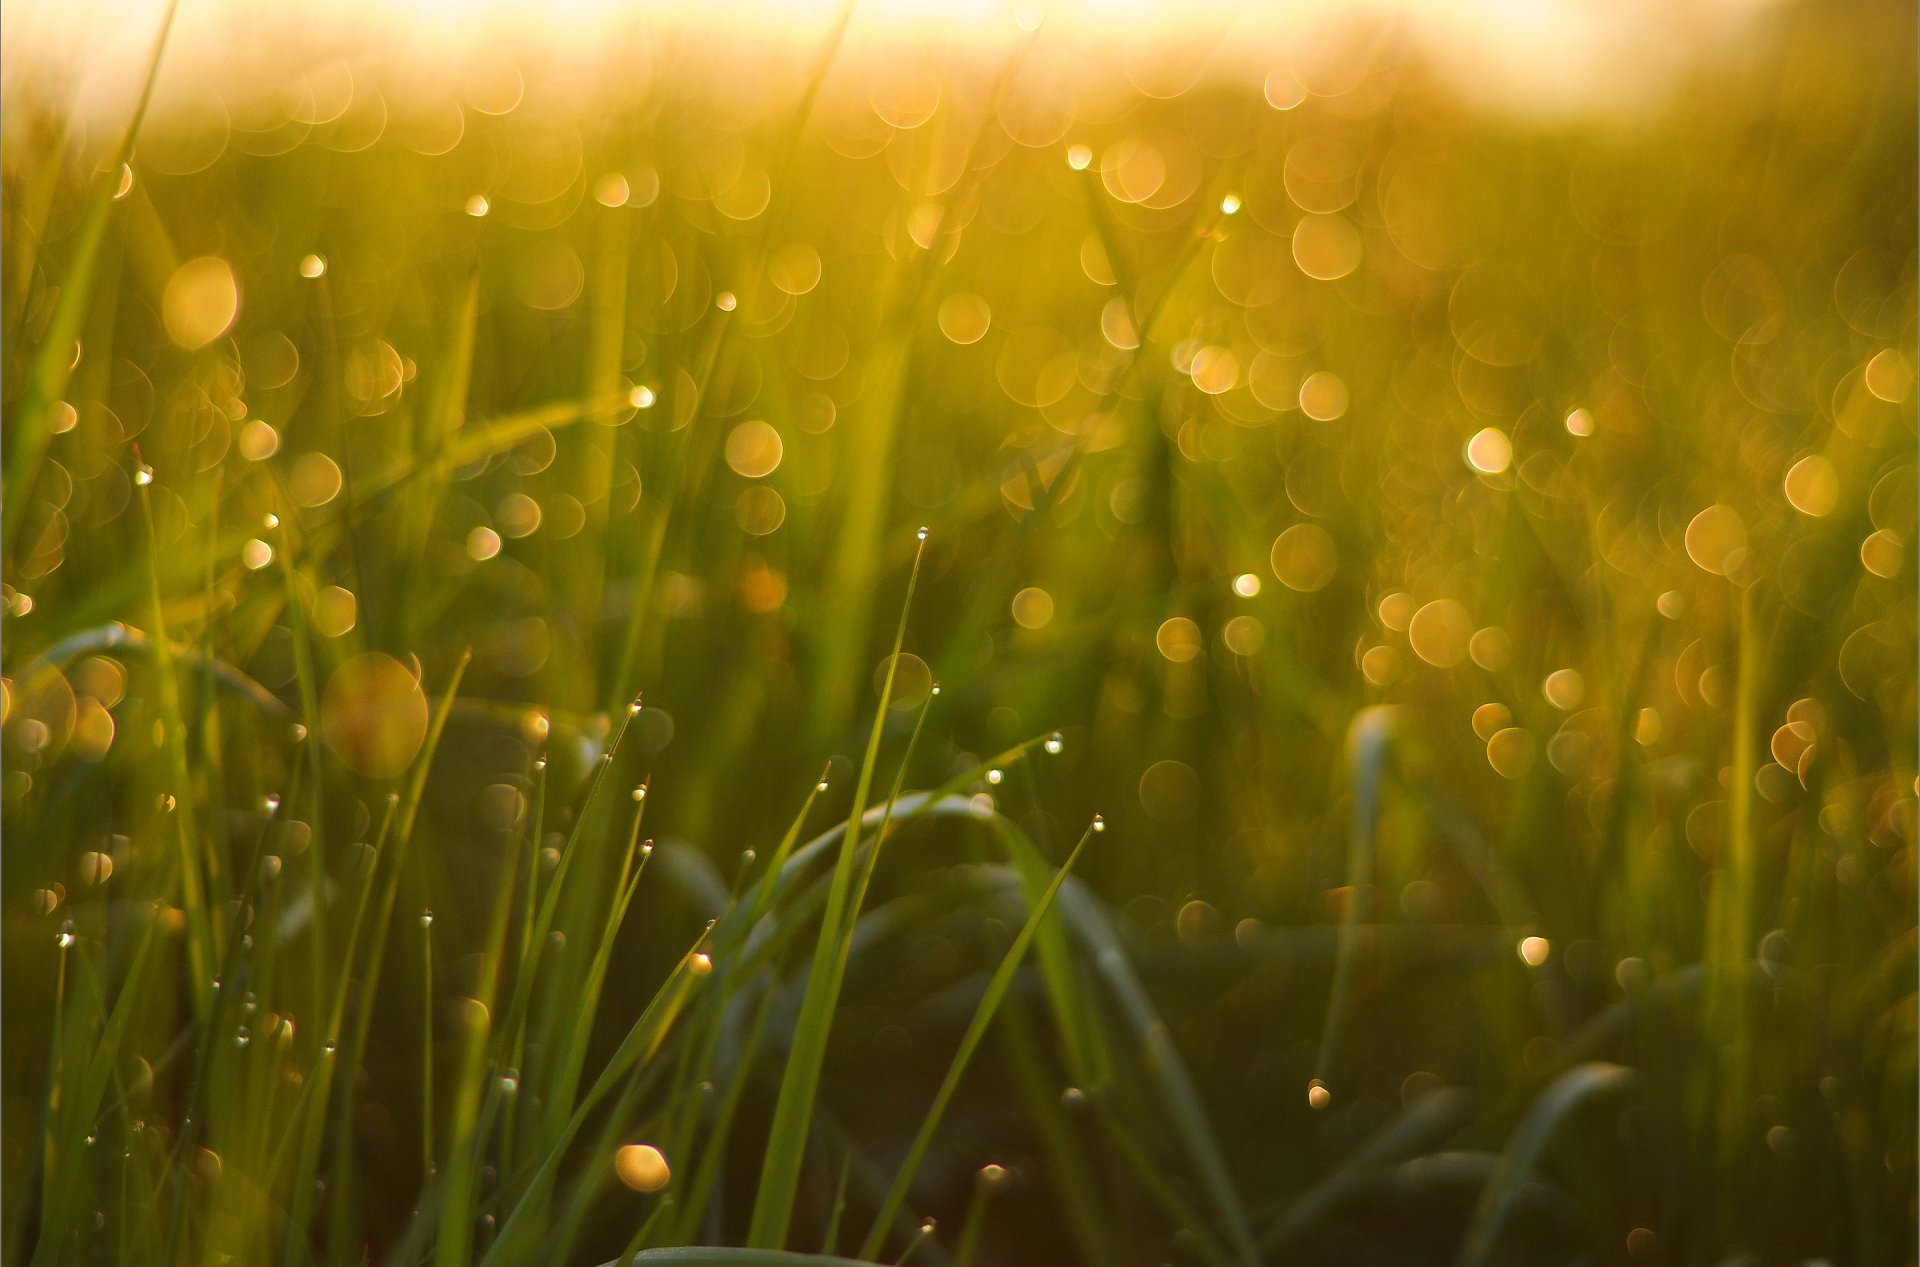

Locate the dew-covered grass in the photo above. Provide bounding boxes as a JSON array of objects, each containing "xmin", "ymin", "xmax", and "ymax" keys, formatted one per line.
[{"xmin": 1, "ymin": 3, "xmax": 1916, "ymax": 1264}]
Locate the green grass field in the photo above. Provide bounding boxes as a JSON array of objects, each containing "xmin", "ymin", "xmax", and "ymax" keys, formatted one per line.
[{"xmin": 2, "ymin": 2, "xmax": 1916, "ymax": 1263}]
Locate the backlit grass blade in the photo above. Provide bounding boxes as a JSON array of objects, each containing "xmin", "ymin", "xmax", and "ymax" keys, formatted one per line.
[
  {"xmin": 856, "ymin": 820, "xmax": 1098, "ymax": 1260},
  {"xmin": 3, "ymin": 0, "xmax": 178, "ymax": 545},
  {"xmin": 747, "ymin": 530, "xmax": 927, "ymax": 1249}
]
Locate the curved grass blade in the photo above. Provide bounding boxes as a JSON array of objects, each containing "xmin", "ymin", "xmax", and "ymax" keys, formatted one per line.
[{"xmin": 1455, "ymin": 1062, "xmax": 1636, "ymax": 1267}]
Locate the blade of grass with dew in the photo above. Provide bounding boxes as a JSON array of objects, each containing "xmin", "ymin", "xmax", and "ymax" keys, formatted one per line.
[
  {"xmin": 995, "ymin": 1005, "xmax": 1124, "ymax": 1267},
  {"xmin": 949, "ymin": 1163, "xmax": 1004, "ymax": 1267},
  {"xmin": 746, "ymin": 531, "xmax": 927, "ymax": 1249},
  {"xmin": 532, "ymin": 788, "xmax": 657, "ymax": 1184},
  {"xmin": 856, "ymin": 820, "xmax": 1097, "ymax": 1260},
  {"xmin": 27, "ymin": 895, "xmax": 170, "ymax": 1267},
  {"xmin": 134, "ymin": 464, "xmax": 219, "ymax": 1026},
  {"xmin": 498, "ymin": 699, "xmax": 644, "ymax": 1163},
  {"xmin": 480, "ymin": 937, "xmax": 708, "ymax": 1267},
  {"xmin": 325, "ymin": 651, "xmax": 470, "ymax": 1251},
  {"xmin": 282, "ymin": 794, "xmax": 399, "ymax": 1260}
]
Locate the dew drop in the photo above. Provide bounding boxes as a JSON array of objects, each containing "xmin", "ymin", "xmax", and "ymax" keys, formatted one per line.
[
  {"xmin": 1091, "ymin": 814, "xmax": 1105, "ymax": 833},
  {"xmin": 419, "ymin": 909, "xmax": 434, "ymax": 928},
  {"xmin": 133, "ymin": 465, "xmax": 154, "ymax": 487},
  {"xmin": 987, "ymin": 768, "xmax": 1003, "ymax": 785},
  {"xmin": 263, "ymin": 793, "xmax": 282, "ymax": 813},
  {"xmin": 235, "ymin": 1028, "xmax": 251, "ymax": 1049},
  {"xmin": 631, "ymin": 785, "xmax": 647, "ymax": 802},
  {"xmin": 916, "ymin": 525, "xmax": 930, "ymax": 541},
  {"xmin": 1060, "ymin": 1086, "xmax": 1086, "ymax": 1108},
  {"xmin": 1045, "ymin": 731, "xmax": 1064, "ymax": 755},
  {"xmin": 289, "ymin": 723, "xmax": 308, "ymax": 742},
  {"xmin": 816, "ymin": 778, "xmax": 830, "ymax": 792},
  {"xmin": 1306, "ymin": 1079, "xmax": 1331, "ymax": 1109}
]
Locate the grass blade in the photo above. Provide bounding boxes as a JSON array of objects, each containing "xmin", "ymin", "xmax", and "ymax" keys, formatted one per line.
[
  {"xmin": 856, "ymin": 819, "xmax": 1099, "ymax": 1260},
  {"xmin": 746, "ymin": 530, "xmax": 928, "ymax": 1249}
]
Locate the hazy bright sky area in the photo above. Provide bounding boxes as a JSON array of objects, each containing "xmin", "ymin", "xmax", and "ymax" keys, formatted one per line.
[{"xmin": 5, "ymin": 0, "xmax": 1791, "ymax": 123}]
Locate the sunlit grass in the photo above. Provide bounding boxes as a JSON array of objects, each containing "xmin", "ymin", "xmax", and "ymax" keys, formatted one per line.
[{"xmin": 1, "ymin": 1, "xmax": 1916, "ymax": 1264}]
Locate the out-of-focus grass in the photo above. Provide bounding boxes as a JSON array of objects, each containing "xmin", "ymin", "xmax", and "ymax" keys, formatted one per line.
[{"xmin": 1, "ymin": 2, "xmax": 1916, "ymax": 1264}]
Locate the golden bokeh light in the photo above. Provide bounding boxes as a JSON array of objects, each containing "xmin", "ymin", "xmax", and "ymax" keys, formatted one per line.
[
  {"xmin": 161, "ymin": 256, "xmax": 238, "ymax": 350},
  {"xmin": 320, "ymin": 653, "xmax": 430, "ymax": 779},
  {"xmin": 1269, "ymin": 524, "xmax": 1337, "ymax": 592}
]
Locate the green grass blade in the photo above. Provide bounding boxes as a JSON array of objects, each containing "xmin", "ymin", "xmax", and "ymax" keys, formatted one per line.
[
  {"xmin": 746, "ymin": 531, "xmax": 928, "ymax": 1249},
  {"xmin": 856, "ymin": 820, "xmax": 1098, "ymax": 1260},
  {"xmin": 3, "ymin": 0, "xmax": 178, "ymax": 544}
]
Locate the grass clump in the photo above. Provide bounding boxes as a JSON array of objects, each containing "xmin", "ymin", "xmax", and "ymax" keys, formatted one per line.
[{"xmin": 2, "ymin": 3, "xmax": 1916, "ymax": 1264}]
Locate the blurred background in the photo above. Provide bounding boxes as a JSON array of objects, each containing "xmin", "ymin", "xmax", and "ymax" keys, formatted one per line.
[{"xmin": 2, "ymin": 0, "xmax": 1915, "ymax": 1263}]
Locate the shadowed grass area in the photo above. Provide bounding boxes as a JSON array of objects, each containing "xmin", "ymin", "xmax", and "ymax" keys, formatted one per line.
[{"xmin": 1, "ymin": 2, "xmax": 1916, "ymax": 1264}]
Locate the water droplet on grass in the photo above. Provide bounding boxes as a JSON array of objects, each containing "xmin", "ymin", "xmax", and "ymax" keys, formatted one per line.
[{"xmin": 1045, "ymin": 732, "xmax": 1064, "ymax": 754}]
